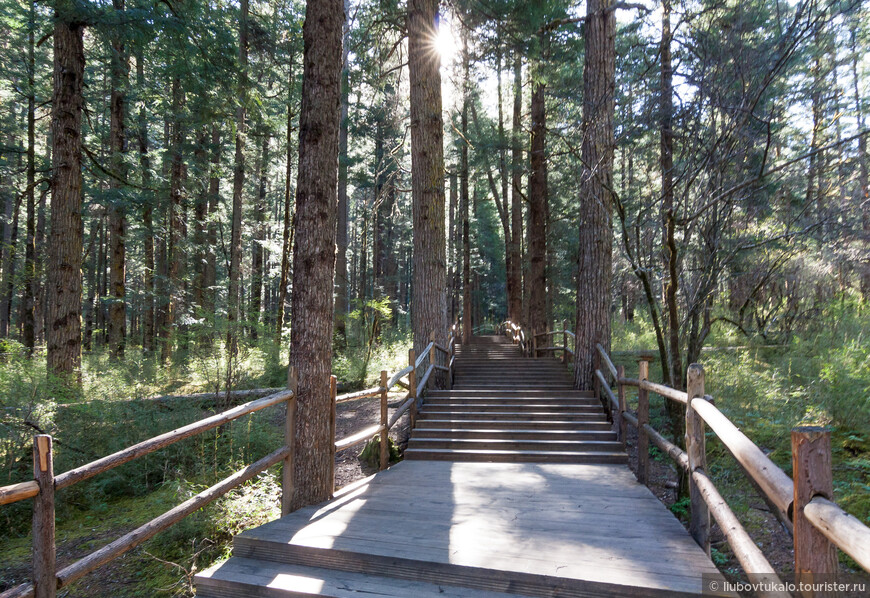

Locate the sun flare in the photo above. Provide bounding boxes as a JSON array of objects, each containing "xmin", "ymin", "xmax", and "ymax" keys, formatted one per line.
[{"xmin": 433, "ymin": 18, "xmax": 457, "ymax": 64}]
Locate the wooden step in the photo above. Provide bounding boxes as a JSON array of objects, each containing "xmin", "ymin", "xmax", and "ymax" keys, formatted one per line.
[
  {"xmin": 427, "ymin": 389, "xmax": 595, "ymax": 397},
  {"xmin": 425, "ymin": 397, "xmax": 601, "ymax": 406},
  {"xmin": 418, "ymin": 403, "xmax": 603, "ymax": 413},
  {"xmin": 407, "ymin": 438, "xmax": 625, "ymax": 452},
  {"xmin": 404, "ymin": 448, "xmax": 628, "ymax": 464},
  {"xmin": 419, "ymin": 411, "xmax": 607, "ymax": 421},
  {"xmin": 411, "ymin": 428, "xmax": 618, "ymax": 441},
  {"xmin": 196, "ymin": 558, "xmax": 539, "ymax": 598},
  {"xmin": 415, "ymin": 419, "xmax": 613, "ymax": 430}
]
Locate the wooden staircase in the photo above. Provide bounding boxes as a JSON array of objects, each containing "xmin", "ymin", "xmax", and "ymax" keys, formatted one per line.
[
  {"xmin": 406, "ymin": 335, "xmax": 627, "ymax": 464},
  {"xmin": 195, "ymin": 335, "xmax": 725, "ymax": 598}
]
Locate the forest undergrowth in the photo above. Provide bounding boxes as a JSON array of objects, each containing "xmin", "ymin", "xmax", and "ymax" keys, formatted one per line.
[{"xmin": 0, "ymin": 328, "xmax": 411, "ymax": 596}]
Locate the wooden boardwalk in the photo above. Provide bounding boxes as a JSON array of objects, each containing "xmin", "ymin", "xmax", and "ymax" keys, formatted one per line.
[{"xmin": 196, "ymin": 336, "xmax": 730, "ymax": 597}]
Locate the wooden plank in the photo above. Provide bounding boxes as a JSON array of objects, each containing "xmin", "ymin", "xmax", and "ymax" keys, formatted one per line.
[
  {"xmin": 0, "ymin": 480, "xmax": 39, "ymax": 506},
  {"xmin": 56, "ymin": 446, "xmax": 290, "ymax": 589},
  {"xmin": 55, "ymin": 390, "xmax": 294, "ymax": 491}
]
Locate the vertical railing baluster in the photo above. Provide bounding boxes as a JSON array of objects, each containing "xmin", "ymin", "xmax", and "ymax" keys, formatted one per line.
[
  {"xmin": 408, "ymin": 349, "xmax": 417, "ymax": 429},
  {"xmin": 329, "ymin": 375, "xmax": 337, "ymax": 497},
  {"xmin": 616, "ymin": 365, "xmax": 626, "ymax": 446},
  {"xmin": 33, "ymin": 434, "xmax": 56, "ymax": 598},
  {"xmin": 379, "ymin": 370, "xmax": 389, "ymax": 471},
  {"xmin": 637, "ymin": 359, "xmax": 650, "ymax": 486},
  {"xmin": 792, "ymin": 426, "xmax": 838, "ymax": 595}
]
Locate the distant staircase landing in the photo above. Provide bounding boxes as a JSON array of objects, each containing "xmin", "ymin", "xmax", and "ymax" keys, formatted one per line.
[{"xmin": 196, "ymin": 335, "xmax": 730, "ymax": 597}]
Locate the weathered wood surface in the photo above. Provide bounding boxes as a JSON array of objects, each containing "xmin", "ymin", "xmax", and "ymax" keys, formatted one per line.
[
  {"xmin": 225, "ymin": 461, "xmax": 729, "ymax": 597},
  {"xmin": 690, "ymin": 397, "xmax": 793, "ymax": 519},
  {"xmin": 0, "ymin": 480, "xmax": 39, "ymax": 506},
  {"xmin": 804, "ymin": 497, "xmax": 870, "ymax": 572}
]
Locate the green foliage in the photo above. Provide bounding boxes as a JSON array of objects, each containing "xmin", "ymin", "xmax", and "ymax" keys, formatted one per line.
[
  {"xmin": 669, "ymin": 496, "xmax": 691, "ymax": 519},
  {"xmin": 358, "ymin": 434, "xmax": 401, "ymax": 468}
]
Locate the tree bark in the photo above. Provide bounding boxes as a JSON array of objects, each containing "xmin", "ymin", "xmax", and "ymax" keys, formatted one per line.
[
  {"xmin": 509, "ymin": 52, "xmax": 523, "ymax": 324},
  {"xmin": 137, "ymin": 53, "xmax": 155, "ymax": 353},
  {"xmin": 574, "ymin": 0, "xmax": 615, "ymax": 390},
  {"xmin": 227, "ymin": 0, "xmax": 249, "ymax": 367},
  {"xmin": 205, "ymin": 124, "xmax": 220, "ymax": 319},
  {"xmin": 335, "ymin": 7, "xmax": 350, "ymax": 344},
  {"xmin": 851, "ymin": 26, "xmax": 870, "ymax": 299},
  {"xmin": 22, "ymin": 0, "xmax": 37, "ymax": 352},
  {"xmin": 108, "ymin": 0, "xmax": 128, "ymax": 359},
  {"xmin": 288, "ymin": 0, "xmax": 343, "ymax": 510},
  {"xmin": 460, "ymin": 36, "xmax": 471, "ymax": 342},
  {"xmin": 162, "ymin": 77, "xmax": 185, "ymax": 363},
  {"xmin": 408, "ymin": 0, "xmax": 448, "ymax": 354},
  {"xmin": 46, "ymin": 1, "xmax": 84, "ymax": 383},
  {"xmin": 528, "ymin": 49, "xmax": 548, "ymax": 336},
  {"xmin": 277, "ymin": 103, "xmax": 294, "ymax": 343},
  {"xmin": 250, "ymin": 130, "xmax": 269, "ymax": 340}
]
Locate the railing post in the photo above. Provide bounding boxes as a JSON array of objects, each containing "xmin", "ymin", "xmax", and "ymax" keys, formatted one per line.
[
  {"xmin": 616, "ymin": 365, "xmax": 627, "ymax": 446},
  {"xmin": 447, "ymin": 337, "xmax": 454, "ymax": 390},
  {"xmin": 408, "ymin": 349, "xmax": 417, "ymax": 429},
  {"xmin": 329, "ymin": 375, "xmax": 337, "ymax": 498},
  {"xmin": 792, "ymin": 426, "xmax": 838, "ymax": 596},
  {"xmin": 686, "ymin": 363, "xmax": 710, "ymax": 556},
  {"xmin": 33, "ymin": 434, "xmax": 56, "ymax": 598},
  {"xmin": 637, "ymin": 359, "xmax": 650, "ymax": 486},
  {"xmin": 562, "ymin": 319, "xmax": 568, "ymax": 364},
  {"xmin": 282, "ymin": 366, "xmax": 298, "ymax": 516},
  {"xmin": 531, "ymin": 328, "xmax": 537, "ymax": 358},
  {"xmin": 379, "ymin": 370, "xmax": 389, "ymax": 471},
  {"xmin": 429, "ymin": 330, "xmax": 437, "ymax": 388},
  {"xmin": 593, "ymin": 351, "xmax": 602, "ymax": 407}
]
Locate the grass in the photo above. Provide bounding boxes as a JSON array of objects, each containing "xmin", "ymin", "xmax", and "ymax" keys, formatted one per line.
[{"xmin": 611, "ymin": 295, "xmax": 870, "ymax": 572}]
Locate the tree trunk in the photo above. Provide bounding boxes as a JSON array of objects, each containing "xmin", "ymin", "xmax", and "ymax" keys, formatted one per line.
[
  {"xmin": 574, "ymin": 0, "xmax": 615, "ymax": 390},
  {"xmin": 250, "ymin": 131, "xmax": 268, "ymax": 340},
  {"xmin": 335, "ymin": 8, "xmax": 350, "ymax": 344},
  {"xmin": 108, "ymin": 0, "xmax": 128, "ymax": 359},
  {"xmin": 227, "ymin": 0, "xmax": 249, "ymax": 368},
  {"xmin": 0, "ymin": 193, "xmax": 21, "ymax": 338},
  {"xmin": 22, "ymin": 0, "xmax": 37, "ymax": 352},
  {"xmin": 46, "ymin": 3, "xmax": 84, "ymax": 383},
  {"xmin": 276, "ymin": 103, "xmax": 293, "ymax": 342},
  {"xmin": 162, "ymin": 77, "xmax": 185, "ymax": 363},
  {"xmin": 460, "ymin": 37, "xmax": 471, "ymax": 342},
  {"xmin": 509, "ymin": 52, "xmax": 523, "ymax": 324},
  {"xmin": 408, "ymin": 0, "xmax": 448, "ymax": 354},
  {"xmin": 528, "ymin": 52, "xmax": 547, "ymax": 336},
  {"xmin": 137, "ymin": 53, "xmax": 154, "ymax": 353},
  {"xmin": 288, "ymin": 0, "xmax": 343, "ymax": 510},
  {"xmin": 205, "ymin": 124, "xmax": 220, "ymax": 319},
  {"xmin": 851, "ymin": 26, "xmax": 870, "ymax": 299},
  {"xmin": 193, "ymin": 129, "xmax": 208, "ymax": 317}
]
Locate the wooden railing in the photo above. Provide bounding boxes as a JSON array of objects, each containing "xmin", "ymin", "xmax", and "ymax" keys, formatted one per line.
[
  {"xmin": 0, "ymin": 383, "xmax": 296, "ymax": 598},
  {"xmin": 500, "ymin": 320, "xmax": 870, "ymax": 594},
  {"xmin": 594, "ymin": 346, "xmax": 870, "ymax": 597},
  {"xmin": 0, "ymin": 322, "xmax": 458, "ymax": 598}
]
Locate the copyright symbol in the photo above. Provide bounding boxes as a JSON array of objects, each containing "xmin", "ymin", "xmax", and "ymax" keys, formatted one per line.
[{"xmin": 710, "ymin": 581, "xmax": 719, "ymax": 592}]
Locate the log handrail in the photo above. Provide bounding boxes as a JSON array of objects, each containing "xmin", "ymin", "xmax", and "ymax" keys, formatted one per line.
[
  {"xmin": 415, "ymin": 342, "xmax": 434, "ymax": 369},
  {"xmin": 0, "ymin": 481, "xmax": 39, "ymax": 507},
  {"xmin": 595, "ymin": 345, "xmax": 870, "ymax": 584},
  {"xmin": 595, "ymin": 343, "xmax": 618, "ymax": 379},
  {"xmin": 335, "ymin": 424, "xmax": 385, "ymax": 451},
  {"xmin": 55, "ymin": 390, "xmax": 294, "ymax": 491}
]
